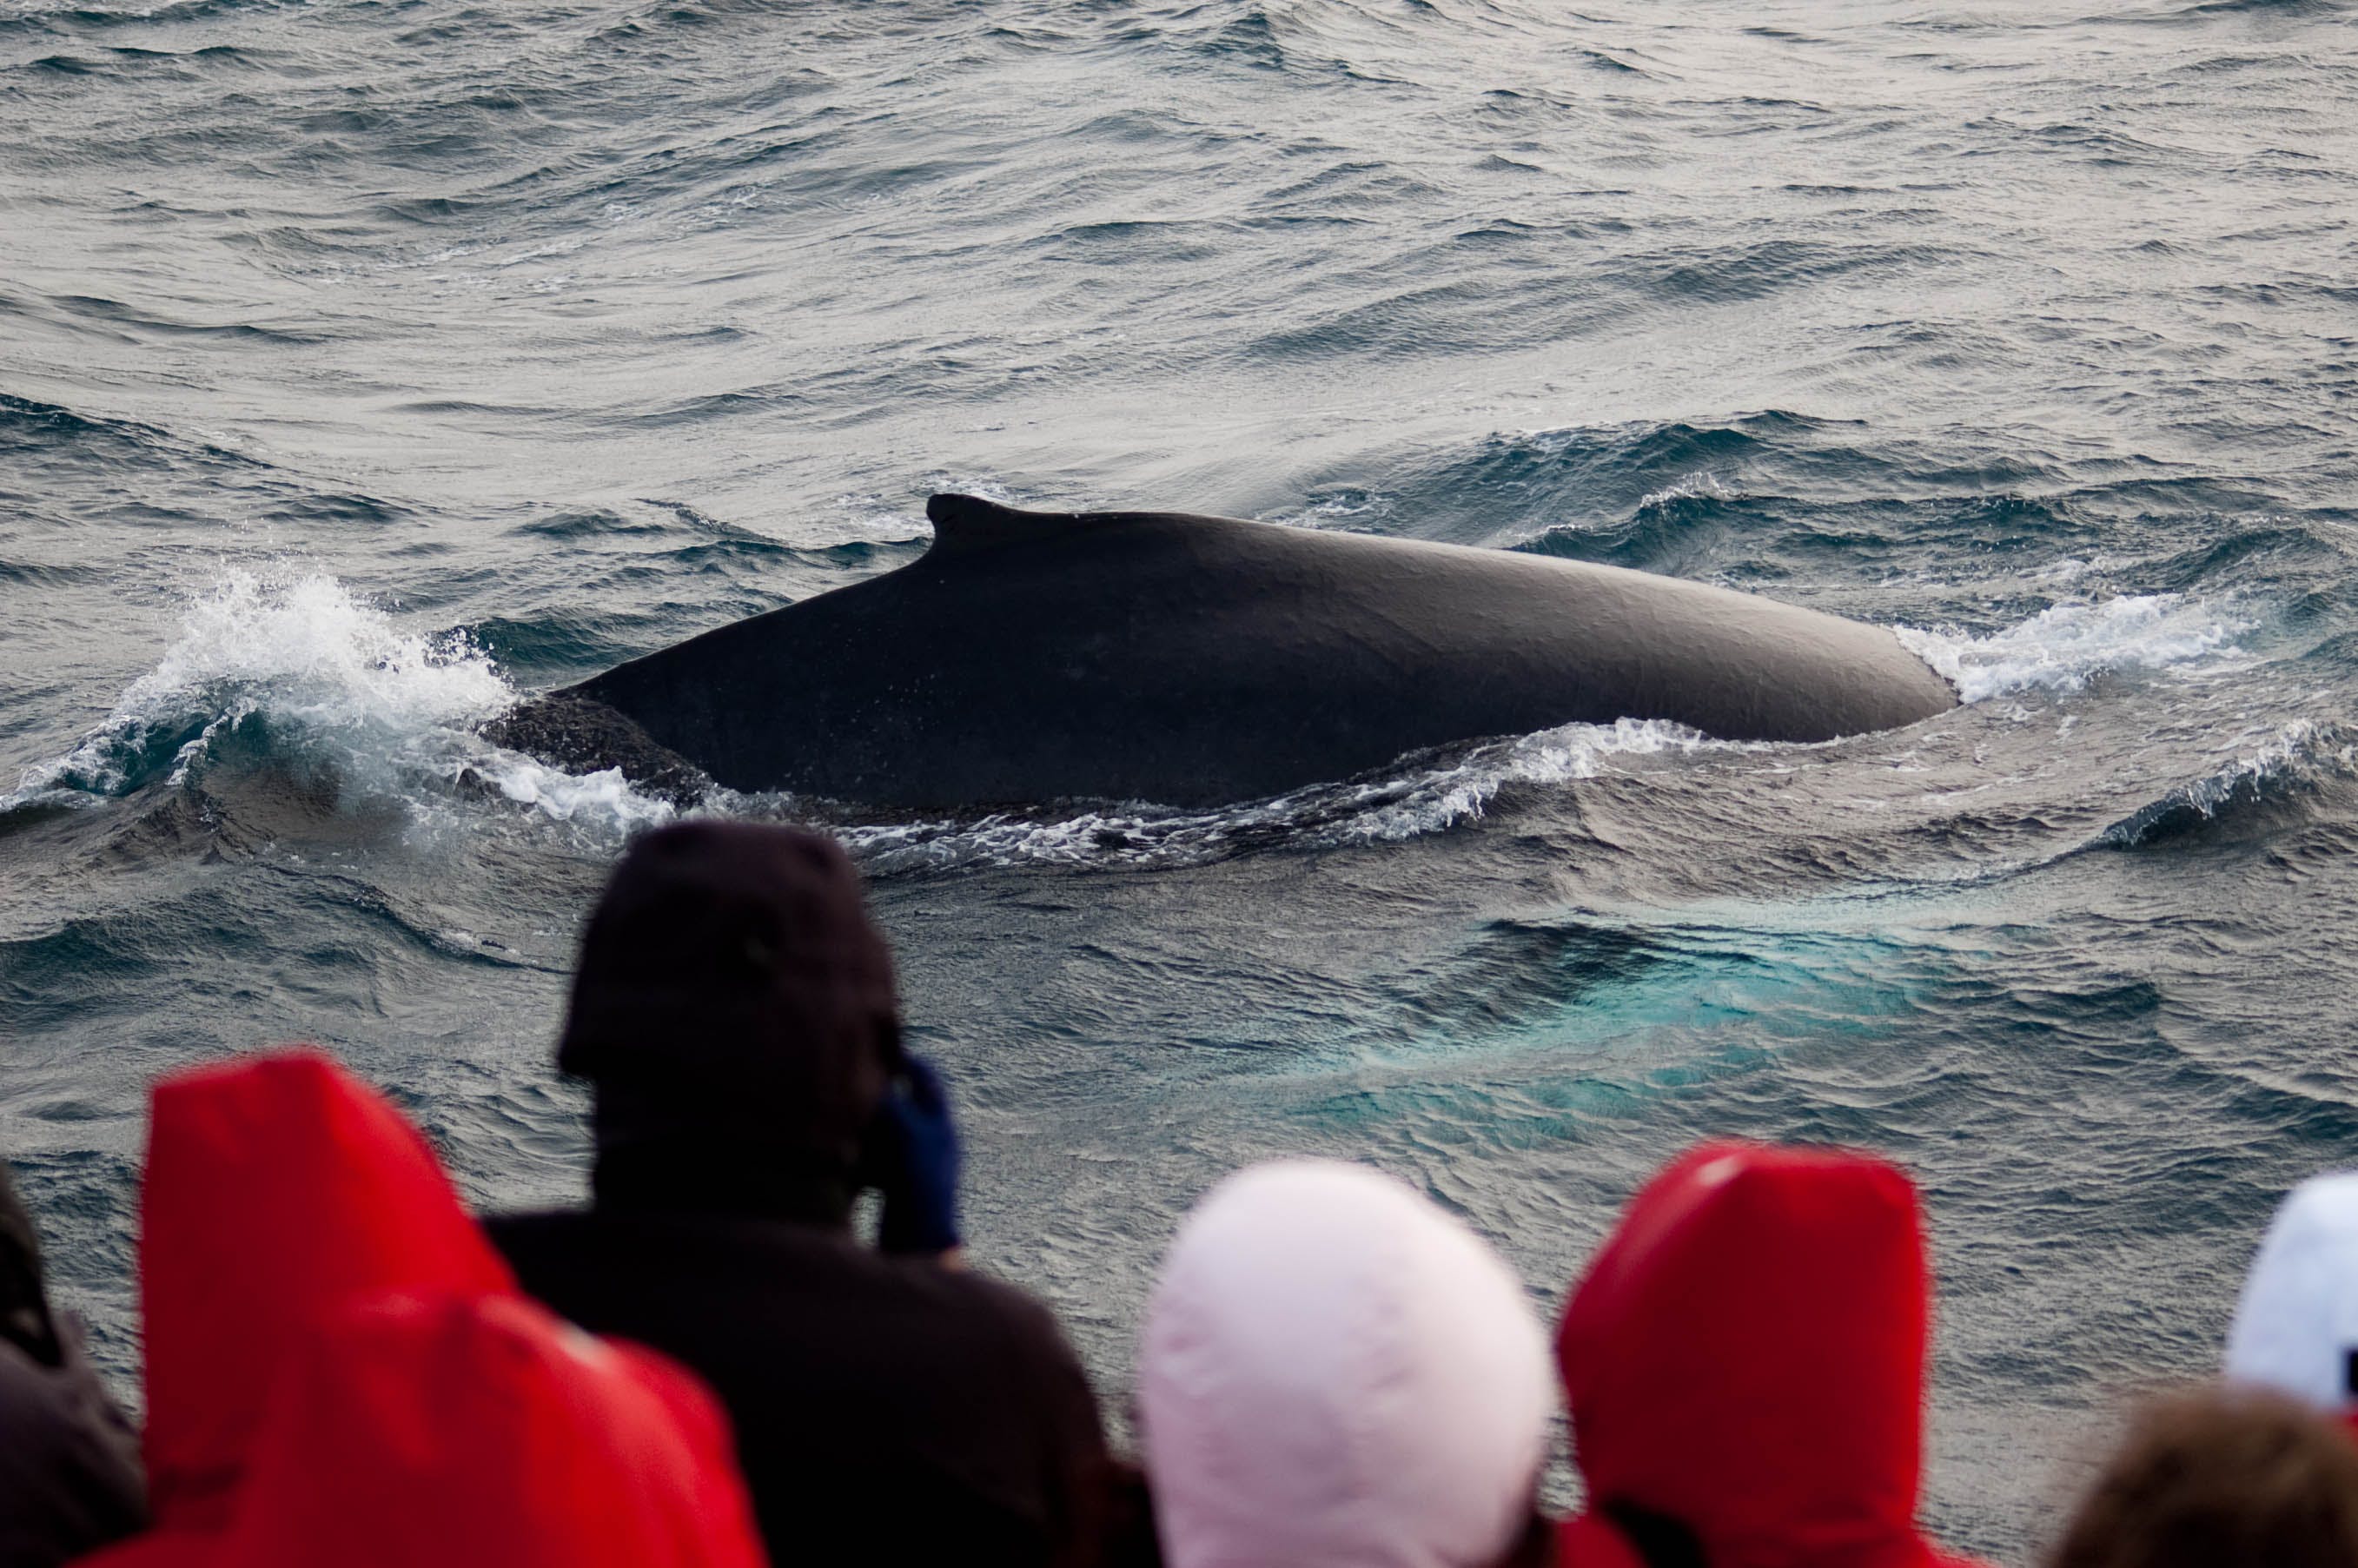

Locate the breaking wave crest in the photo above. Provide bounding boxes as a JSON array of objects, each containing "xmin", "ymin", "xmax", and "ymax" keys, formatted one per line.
[
  {"xmin": 10, "ymin": 569, "xmax": 503, "ymax": 801},
  {"xmin": 2098, "ymin": 720, "xmax": 2358, "ymax": 849},
  {"xmin": 2, "ymin": 568, "xmax": 672, "ymax": 835},
  {"xmin": 1896, "ymin": 593, "xmax": 2248, "ymax": 704}
]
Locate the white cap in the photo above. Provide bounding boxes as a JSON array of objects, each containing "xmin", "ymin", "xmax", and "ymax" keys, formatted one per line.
[
  {"xmin": 2224, "ymin": 1171, "xmax": 2358, "ymax": 1414},
  {"xmin": 1137, "ymin": 1160, "xmax": 1553, "ymax": 1568}
]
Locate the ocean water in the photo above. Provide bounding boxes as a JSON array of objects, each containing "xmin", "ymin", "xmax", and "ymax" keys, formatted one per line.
[{"xmin": 3, "ymin": 0, "xmax": 2355, "ymax": 1554}]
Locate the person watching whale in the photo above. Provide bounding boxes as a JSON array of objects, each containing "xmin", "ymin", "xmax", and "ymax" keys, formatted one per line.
[
  {"xmin": 1553, "ymin": 1142, "xmax": 1991, "ymax": 1568},
  {"xmin": 487, "ymin": 822, "xmax": 1113, "ymax": 1568},
  {"xmin": 1133, "ymin": 1159, "xmax": 1557, "ymax": 1568}
]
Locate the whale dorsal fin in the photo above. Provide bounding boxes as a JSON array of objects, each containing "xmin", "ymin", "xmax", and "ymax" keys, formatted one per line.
[{"xmin": 924, "ymin": 493, "xmax": 1092, "ymax": 558}]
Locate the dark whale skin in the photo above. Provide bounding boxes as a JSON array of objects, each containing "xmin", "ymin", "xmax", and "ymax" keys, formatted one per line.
[{"xmin": 535, "ymin": 493, "xmax": 1957, "ymax": 810}]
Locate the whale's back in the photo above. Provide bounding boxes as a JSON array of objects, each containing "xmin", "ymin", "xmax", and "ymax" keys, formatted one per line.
[{"xmin": 560, "ymin": 494, "xmax": 1956, "ymax": 808}]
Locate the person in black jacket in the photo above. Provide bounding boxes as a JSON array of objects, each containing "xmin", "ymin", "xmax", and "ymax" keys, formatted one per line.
[
  {"xmin": 488, "ymin": 822, "xmax": 1111, "ymax": 1568},
  {"xmin": 0, "ymin": 1160, "xmax": 146, "ymax": 1567}
]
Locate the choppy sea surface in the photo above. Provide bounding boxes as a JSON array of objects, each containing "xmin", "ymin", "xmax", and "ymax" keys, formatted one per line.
[{"xmin": 3, "ymin": 0, "xmax": 2355, "ymax": 1554}]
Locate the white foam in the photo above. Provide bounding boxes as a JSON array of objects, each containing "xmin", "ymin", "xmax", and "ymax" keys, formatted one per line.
[
  {"xmin": 1336, "ymin": 717, "xmax": 1714, "ymax": 842},
  {"xmin": 479, "ymin": 757, "xmax": 675, "ymax": 830},
  {"xmin": 1634, "ymin": 471, "xmax": 1732, "ymax": 512},
  {"xmin": 5, "ymin": 568, "xmax": 675, "ymax": 838},
  {"xmin": 835, "ymin": 717, "xmax": 1719, "ymax": 872},
  {"xmin": 1895, "ymin": 593, "xmax": 2247, "ymax": 704},
  {"xmin": 1263, "ymin": 492, "xmax": 1392, "ymax": 532},
  {"xmin": 11, "ymin": 569, "xmax": 504, "ymax": 797}
]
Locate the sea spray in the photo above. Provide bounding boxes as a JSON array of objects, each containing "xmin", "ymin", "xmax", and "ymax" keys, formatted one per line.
[
  {"xmin": 4, "ymin": 567, "xmax": 675, "ymax": 836},
  {"xmin": 10, "ymin": 569, "xmax": 502, "ymax": 799},
  {"xmin": 1896, "ymin": 594, "xmax": 2247, "ymax": 705}
]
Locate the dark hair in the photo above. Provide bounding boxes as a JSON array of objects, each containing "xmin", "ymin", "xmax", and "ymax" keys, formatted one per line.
[{"xmin": 2048, "ymin": 1384, "xmax": 2358, "ymax": 1568}]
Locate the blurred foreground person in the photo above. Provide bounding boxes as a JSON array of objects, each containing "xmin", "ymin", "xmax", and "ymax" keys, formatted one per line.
[
  {"xmin": 0, "ymin": 1161, "xmax": 144, "ymax": 1566},
  {"xmin": 190, "ymin": 1290, "xmax": 765, "ymax": 1567},
  {"xmin": 489, "ymin": 823, "xmax": 1110, "ymax": 1567},
  {"xmin": 81, "ymin": 1049, "xmax": 767, "ymax": 1568},
  {"xmin": 1136, "ymin": 1159, "xmax": 1554, "ymax": 1568},
  {"xmin": 2046, "ymin": 1385, "xmax": 2358, "ymax": 1568},
  {"xmin": 2222, "ymin": 1170, "xmax": 2358, "ymax": 1427},
  {"xmin": 1553, "ymin": 1142, "xmax": 1990, "ymax": 1568}
]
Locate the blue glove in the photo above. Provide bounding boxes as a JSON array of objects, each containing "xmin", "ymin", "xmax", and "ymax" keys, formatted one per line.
[{"xmin": 876, "ymin": 1055, "xmax": 962, "ymax": 1257}]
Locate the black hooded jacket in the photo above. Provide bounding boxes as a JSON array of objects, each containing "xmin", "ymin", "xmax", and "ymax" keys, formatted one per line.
[
  {"xmin": 490, "ymin": 823, "xmax": 1109, "ymax": 1567},
  {"xmin": 489, "ymin": 1206, "xmax": 1109, "ymax": 1566}
]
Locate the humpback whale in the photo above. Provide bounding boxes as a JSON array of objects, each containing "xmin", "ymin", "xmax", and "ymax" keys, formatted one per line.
[{"xmin": 491, "ymin": 493, "xmax": 1957, "ymax": 810}]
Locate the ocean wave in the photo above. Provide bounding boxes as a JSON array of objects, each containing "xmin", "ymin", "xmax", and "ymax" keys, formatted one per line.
[
  {"xmin": 1308, "ymin": 414, "xmax": 1814, "ymax": 549},
  {"xmin": 10, "ymin": 570, "xmax": 506, "ymax": 798},
  {"xmin": 1, "ymin": 568, "xmax": 673, "ymax": 838},
  {"xmin": 2098, "ymin": 721, "xmax": 2358, "ymax": 849},
  {"xmin": 1895, "ymin": 593, "xmax": 2248, "ymax": 703}
]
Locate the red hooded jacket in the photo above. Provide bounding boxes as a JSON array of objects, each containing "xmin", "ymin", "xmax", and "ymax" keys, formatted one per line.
[
  {"xmin": 76, "ymin": 1049, "xmax": 767, "ymax": 1568},
  {"xmin": 217, "ymin": 1289, "xmax": 767, "ymax": 1567},
  {"xmin": 1554, "ymin": 1142, "xmax": 1990, "ymax": 1568}
]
